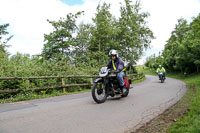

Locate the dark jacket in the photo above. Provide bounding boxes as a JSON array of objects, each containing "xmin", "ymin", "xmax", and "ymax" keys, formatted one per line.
[{"xmin": 107, "ymin": 57, "xmax": 125, "ymax": 73}]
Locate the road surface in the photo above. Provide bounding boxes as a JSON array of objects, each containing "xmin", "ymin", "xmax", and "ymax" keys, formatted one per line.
[{"xmin": 0, "ymin": 75, "xmax": 187, "ymax": 133}]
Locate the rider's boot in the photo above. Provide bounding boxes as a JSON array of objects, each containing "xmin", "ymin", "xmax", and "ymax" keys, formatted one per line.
[{"xmin": 120, "ymin": 85, "xmax": 126, "ymax": 94}]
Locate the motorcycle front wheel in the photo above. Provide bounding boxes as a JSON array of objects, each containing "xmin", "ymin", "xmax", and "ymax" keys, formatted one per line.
[
  {"xmin": 161, "ymin": 77, "xmax": 164, "ymax": 83},
  {"xmin": 92, "ymin": 82, "xmax": 107, "ymax": 104}
]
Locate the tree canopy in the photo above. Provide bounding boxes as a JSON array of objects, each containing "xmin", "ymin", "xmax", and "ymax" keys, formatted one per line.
[{"xmin": 41, "ymin": 0, "xmax": 154, "ymax": 67}]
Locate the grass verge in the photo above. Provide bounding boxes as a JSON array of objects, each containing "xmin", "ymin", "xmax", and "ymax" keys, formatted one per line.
[{"xmin": 0, "ymin": 88, "xmax": 91, "ymax": 104}]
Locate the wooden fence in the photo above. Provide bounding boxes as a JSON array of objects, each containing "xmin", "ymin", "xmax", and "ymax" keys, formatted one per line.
[{"xmin": 0, "ymin": 73, "xmax": 144, "ymax": 94}]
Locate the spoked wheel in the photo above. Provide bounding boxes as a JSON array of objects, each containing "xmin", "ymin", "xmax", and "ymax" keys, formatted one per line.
[
  {"xmin": 121, "ymin": 86, "xmax": 129, "ymax": 97},
  {"xmin": 92, "ymin": 82, "xmax": 107, "ymax": 104}
]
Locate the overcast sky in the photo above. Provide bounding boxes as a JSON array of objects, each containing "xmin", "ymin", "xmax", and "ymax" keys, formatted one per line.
[{"xmin": 0, "ymin": 0, "xmax": 200, "ymax": 64}]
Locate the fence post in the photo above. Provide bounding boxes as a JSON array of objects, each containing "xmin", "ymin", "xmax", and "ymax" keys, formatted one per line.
[
  {"xmin": 26, "ymin": 79, "xmax": 30, "ymax": 90},
  {"xmin": 90, "ymin": 78, "xmax": 93, "ymax": 89},
  {"xmin": 62, "ymin": 78, "xmax": 66, "ymax": 93}
]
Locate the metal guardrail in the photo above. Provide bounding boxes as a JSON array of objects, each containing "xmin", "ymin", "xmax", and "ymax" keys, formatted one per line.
[{"xmin": 0, "ymin": 73, "xmax": 144, "ymax": 94}]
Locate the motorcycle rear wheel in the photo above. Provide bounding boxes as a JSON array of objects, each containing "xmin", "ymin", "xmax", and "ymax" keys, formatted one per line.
[{"xmin": 92, "ymin": 82, "xmax": 107, "ymax": 104}]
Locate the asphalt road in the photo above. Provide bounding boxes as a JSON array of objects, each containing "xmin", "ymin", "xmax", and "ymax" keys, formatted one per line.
[{"xmin": 0, "ymin": 75, "xmax": 187, "ymax": 133}]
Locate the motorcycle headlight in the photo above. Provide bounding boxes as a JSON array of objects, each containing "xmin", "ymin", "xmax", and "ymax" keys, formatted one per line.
[
  {"xmin": 99, "ymin": 67, "xmax": 108, "ymax": 77},
  {"xmin": 100, "ymin": 67, "xmax": 107, "ymax": 74}
]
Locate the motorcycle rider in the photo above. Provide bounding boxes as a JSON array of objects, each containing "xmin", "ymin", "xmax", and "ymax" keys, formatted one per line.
[
  {"xmin": 107, "ymin": 49, "xmax": 126, "ymax": 92},
  {"xmin": 156, "ymin": 65, "xmax": 166, "ymax": 80}
]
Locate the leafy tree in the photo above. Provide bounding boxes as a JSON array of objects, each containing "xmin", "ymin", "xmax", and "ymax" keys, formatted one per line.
[
  {"xmin": 162, "ymin": 18, "xmax": 190, "ymax": 72},
  {"xmin": 72, "ymin": 23, "xmax": 92, "ymax": 66},
  {"xmin": 117, "ymin": 0, "xmax": 154, "ymax": 65},
  {"xmin": 184, "ymin": 14, "xmax": 200, "ymax": 72},
  {"xmin": 0, "ymin": 23, "xmax": 13, "ymax": 76},
  {"xmin": 42, "ymin": 12, "xmax": 83, "ymax": 62},
  {"xmin": 145, "ymin": 53, "xmax": 163, "ymax": 70},
  {"xmin": 87, "ymin": 0, "xmax": 154, "ymax": 67},
  {"xmin": 0, "ymin": 24, "xmax": 13, "ymax": 47},
  {"xmin": 89, "ymin": 2, "xmax": 116, "ymax": 65}
]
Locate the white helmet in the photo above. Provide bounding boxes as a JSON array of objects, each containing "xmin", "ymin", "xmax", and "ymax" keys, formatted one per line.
[
  {"xmin": 159, "ymin": 65, "xmax": 162, "ymax": 68},
  {"xmin": 109, "ymin": 49, "xmax": 118, "ymax": 58}
]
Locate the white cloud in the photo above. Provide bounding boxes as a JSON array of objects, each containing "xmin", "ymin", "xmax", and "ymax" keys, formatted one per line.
[
  {"xmin": 0, "ymin": 0, "xmax": 102, "ymax": 55},
  {"xmin": 0, "ymin": 0, "xmax": 200, "ymax": 65},
  {"xmin": 0, "ymin": 0, "xmax": 68, "ymax": 55}
]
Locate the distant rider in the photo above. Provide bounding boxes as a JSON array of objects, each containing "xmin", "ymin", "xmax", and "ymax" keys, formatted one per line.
[
  {"xmin": 156, "ymin": 65, "xmax": 166, "ymax": 80},
  {"xmin": 107, "ymin": 49, "xmax": 126, "ymax": 92}
]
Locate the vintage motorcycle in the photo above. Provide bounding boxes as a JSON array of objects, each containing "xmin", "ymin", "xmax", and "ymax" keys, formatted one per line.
[
  {"xmin": 158, "ymin": 72, "xmax": 165, "ymax": 83},
  {"xmin": 91, "ymin": 67, "xmax": 131, "ymax": 104}
]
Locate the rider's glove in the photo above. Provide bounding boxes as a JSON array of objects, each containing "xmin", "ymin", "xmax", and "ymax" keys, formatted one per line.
[
  {"xmin": 114, "ymin": 70, "xmax": 119, "ymax": 73},
  {"xmin": 110, "ymin": 70, "xmax": 115, "ymax": 73}
]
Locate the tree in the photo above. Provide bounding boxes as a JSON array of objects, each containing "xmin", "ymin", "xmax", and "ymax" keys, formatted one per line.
[
  {"xmin": 185, "ymin": 13, "xmax": 200, "ymax": 72},
  {"xmin": 0, "ymin": 23, "xmax": 13, "ymax": 54},
  {"xmin": 42, "ymin": 12, "xmax": 83, "ymax": 62},
  {"xmin": 88, "ymin": 2, "xmax": 117, "ymax": 65},
  {"xmin": 88, "ymin": 0, "xmax": 154, "ymax": 66},
  {"xmin": 162, "ymin": 18, "xmax": 190, "ymax": 72},
  {"xmin": 72, "ymin": 23, "xmax": 92, "ymax": 66},
  {"xmin": 0, "ymin": 23, "xmax": 13, "ymax": 76},
  {"xmin": 117, "ymin": 0, "xmax": 154, "ymax": 65}
]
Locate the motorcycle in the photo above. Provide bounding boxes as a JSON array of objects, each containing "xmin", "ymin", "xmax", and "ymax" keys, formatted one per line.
[
  {"xmin": 91, "ymin": 67, "xmax": 130, "ymax": 104},
  {"xmin": 158, "ymin": 72, "xmax": 165, "ymax": 83}
]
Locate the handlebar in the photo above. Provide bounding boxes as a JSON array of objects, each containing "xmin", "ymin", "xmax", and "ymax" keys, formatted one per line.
[{"xmin": 109, "ymin": 70, "xmax": 117, "ymax": 73}]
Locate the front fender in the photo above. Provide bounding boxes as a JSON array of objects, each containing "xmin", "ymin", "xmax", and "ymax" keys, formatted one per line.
[{"xmin": 94, "ymin": 78, "xmax": 103, "ymax": 83}]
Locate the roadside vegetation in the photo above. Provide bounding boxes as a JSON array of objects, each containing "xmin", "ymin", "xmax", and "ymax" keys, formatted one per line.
[
  {"xmin": 0, "ymin": 87, "xmax": 91, "ymax": 103},
  {"xmin": 168, "ymin": 73, "xmax": 200, "ymax": 133}
]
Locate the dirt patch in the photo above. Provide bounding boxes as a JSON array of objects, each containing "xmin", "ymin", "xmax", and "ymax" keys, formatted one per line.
[{"xmin": 126, "ymin": 84, "xmax": 195, "ymax": 133}]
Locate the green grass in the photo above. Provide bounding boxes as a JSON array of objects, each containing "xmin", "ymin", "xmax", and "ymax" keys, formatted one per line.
[
  {"xmin": 168, "ymin": 73, "xmax": 200, "ymax": 133},
  {"xmin": 138, "ymin": 65, "xmax": 200, "ymax": 133},
  {"xmin": 0, "ymin": 88, "xmax": 91, "ymax": 103},
  {"xmin": 136, "ymin": 65, "xmax": 157, "ymax": 76},
  {"xmin": 132, "ymin": 76, "xmax": 145, "ymax": 84}
]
